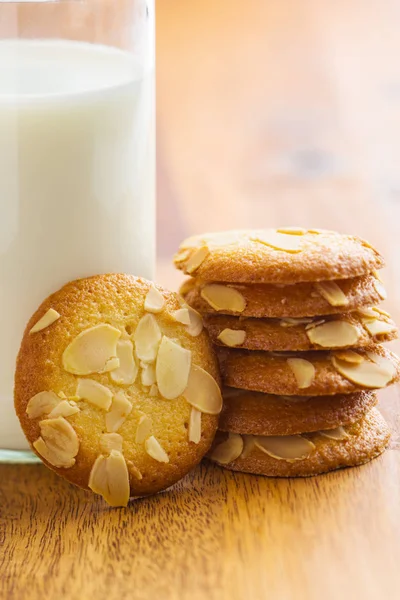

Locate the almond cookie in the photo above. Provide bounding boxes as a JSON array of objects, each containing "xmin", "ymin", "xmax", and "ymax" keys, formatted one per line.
[
  {"xmin": 217, "ymin": 345, "xmax": 400, "ymax": 396},
  {"xmin": 220, "ymin": 388, "xmax": 377, "ymax": 436},
  {"xmin": 181, "ymin": 274, "xmax": 386, "ymax": 318},
  {"xmin": 174, "ymin": 229, "xmax": 384, "ymax": 284},
  {"xmin": 204, "ymin": 309, "xmax": 397, "ymax": 352},
  {"xmin": 208, "ymin": 408, "xmax": 390, "ymax": 477},
  {"xmin": 15, "ymin": 274, "xmax": 222, "ymax": 507}
]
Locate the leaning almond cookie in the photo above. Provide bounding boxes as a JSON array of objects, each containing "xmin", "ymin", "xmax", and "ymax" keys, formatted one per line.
[
  {"xmin": 174, "ymin": 229, "xmax": 384, "ymax": 284},
  {"xmin": 220, "ymin": 388, "xmax": 377, "ymax": 436},
  {"xmin": 217, "ymin": 345, "xmax": 400, "ymax": 396},
  {"xmin": 204, "ymin": 309, "xmax": 397, "ymax": 352},
  {"xmin": 181, "ymin": 274, "xmax": 385, "ymax": 318},
  {"xmin": 15, "ymin": 274, "xmax": 222, "ymax": 507},
  {"xmin": 208, "ymin": 408, "xmax": 390, "ymax": 477}
]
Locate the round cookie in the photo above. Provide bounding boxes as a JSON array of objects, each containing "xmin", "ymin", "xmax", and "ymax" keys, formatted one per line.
[
  {"xmin": 15, "ymin": 274, "xmax": 222, "ymax": 507},
  {"xmin": 181, "ymin": 274, "xmax": 386, "ymax": 319},
  {"xmin": 204, "ymin": 310, "xmax": 397, "ymax": 352},
  {"xmin": 217, "ymin": 345, "xmax": 400, "ymax": 396},
  {"xmin": 174, "ymin": 229, "xmax": 384, "ymax": 284},
  {"xmin": 208, "ymin": 408, "xmax": 390, "ymax": 477},
  {"xmin": 220, "ymin": 388, "xmax": 377, "ymax": 436}
]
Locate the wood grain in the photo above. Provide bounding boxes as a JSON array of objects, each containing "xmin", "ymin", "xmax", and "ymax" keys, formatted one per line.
[{"xmin": 1, "ymin": 1, "xmax": 400, "ymax": 599}]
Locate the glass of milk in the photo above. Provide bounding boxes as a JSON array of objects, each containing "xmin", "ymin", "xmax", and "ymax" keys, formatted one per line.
[{"xmin": 0, "ymin": 0, "xmax": 155, "ymax": 461}]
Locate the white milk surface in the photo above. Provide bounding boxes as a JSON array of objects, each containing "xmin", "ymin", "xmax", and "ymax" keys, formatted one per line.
[{"xmin": 0, "ymin": 40, "xmax": 155, "ymax": 449}]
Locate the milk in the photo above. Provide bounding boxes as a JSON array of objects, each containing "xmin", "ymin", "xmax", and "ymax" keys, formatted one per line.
[{"xmin": 0, "ymin": 40, "xmax": 155, "ymax": 450}]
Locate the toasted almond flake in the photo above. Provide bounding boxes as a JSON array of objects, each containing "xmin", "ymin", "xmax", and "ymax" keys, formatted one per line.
[
  {"xmin": 315, "ymin": 282, "xmax": 349, "ymax": 307},
  {"xmin": 372, "ymin": 306, "xmax": 391, "ymax": 318},
  {"xmin": 156, "ymin": 336, "xmax": 191, "ymax": 400},
  {"xmin": 304, "ymin": 319, "xmax": 326, "ymax": 331},
  {"xmin": 100, "ymin": 433, "xmax": 123, "ymax": 454},
  {"xmin": 89, "ymin": 450, "xmax": 130, "ymax": 508},
  {"xmin": 145, "ymin": 436, "xmax": 169, "ymax": 463},
  {"xmin": 141, "ymin": 363, "xmax": 156, "ymax": 386},
  {"xmin": 357, "ymin": 307, "xmax": 378, "ymax": 318},
  {"xmin": 58, "ymin": 391, "xmax": 67, "ymax": 399},
  {"xmin": 30, "ymin": 308, "xmax": 61, "ymax": 334},
  {"xmin": 149, "ymin": 384, "xmax": 159, "ymax": 397},
  {"xmin": 34, "ymin": 416, "xmax": 79, "ymax": 469},
  {"xmin": 306, "ymin": 320, "xmax": 360, "ymax": 348},
  {"xmin": 255, "ymin": 435, "xmax": 315, "ymax": 462},
  {"xmin": 241, "ymin": 435, "xmax": 257, "ymax": 459},
  {"xmin": 185, "ymin": 245, "xmax": 210, "ymax": 274},
  {"xmin": 319, "ymin": 426, "xmax": 350, "ymax": 441},
  {"xmin": 100, "ymin": 357, "xmax": 121, "ymax": 373},
  {"xmin": 62, "ymin": 324, "xmax": 121, "ymax": 375},
  {"xmin": 200, "ymin": 284, "xmax": 246, "ymax": 313},
  {"xmin": 186, "ymin": 307, "xmax": 204, "ymax": 336},
  {"xmin": 333, "ymin": 350, "xmax": 364, "ymax": 364},
  {"xmin": 110, "ymin": 340, "xmax": 138, "ymax": 386},
  {"xmin": 126, "ymin": 460, "xmax": 143, "ymax": 481},
  {"xmin": 362, "ymin": 318, "xmax": 397, "ymax": 336},
  {"xmin": 26, "ymin": 391, "xmax": 61, "ymax": 419},
  {"xmin": 173, "ymin": 308, "xmax": 191, "ymax": 325},
  {"xmin": 189, "ymin": 408, "xmax": 202, "ymax": 444},
  {"xmin": 209, "ymin": 433, "xmax": 243, "ymax": 464},
  {"xmin": 134, "ymin": 314, "xmax": 162, "ymax": 362},
  {"xmin": 217, "ymin": 328, "xmax": 246, "ymax": 347},
  {"xmin": 76, "ymin": 379, "xmax": 113, "ymax": 410},
  {"xmin": 48, "ymin": 400, "xmax": 80, "ymax": 419},
  {"xmin": 184, "ymin": 365, "xmax": 223, "ymax": 414},
  {"xmin": 287, "ymin": 358, "xmax": 315, "ymax": 389},
  {"xmin": 276, "ymin": 227, "xmax": 307, "ymax": 235},
  {"xmin": 105, "ymin": 392, "xmax": 133, "ymax": 433},
  {"xmin": 144, "ymin": 283, "xmax": 165, "ymax": 313},
  {"xmin": 280, "ymin": 317, "xmax": 314, "ymax": 328},
  {"xmin": 251, "ymin": 230, "xmax": 303, "ymax": 253},
  {"xmin": 332, "ymin": 355, "xmax": 395, "ymax": 388},
  {"xmin": 135, "ymin": 415, "xmax": 153, "ymax": 443},
  {"xmin": 174, "ymin": 248, "xmax": 191, "ymax": 263},
  {"xmin": 366, "ymin": 352, "xmax": 397, "ymax": 377},
  {"xmin": 373, "ymin": 279, "xmax": 387, "ymax": 300},
  {"xmin": 372, "ymin": 269, "xmax": 383, "ymax": 283}
]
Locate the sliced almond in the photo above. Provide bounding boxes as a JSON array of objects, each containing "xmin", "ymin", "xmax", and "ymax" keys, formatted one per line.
[
  {"xmin": 134, "ymin": 314, "xmax": 162, "ymax": 362},
  {"xmin": 357, "ymin": 307, "xmax": 378, "ymax": 318},
  {"xmin": 30, "ymin": 308, "xmax": 60, "ymax": 334},
  {"xmin": 100, "ymin": 432, "xmax": 123, "ymax": 454},
  {"xmin": 149, "ymin": 384, "xmax": 159, "ymax": 397},
  {"xmin": 26, "ymin": 391, "xmax": 62, "ymax": 419},
  {"xmin": 373, "ymin": 279, "xmax": 387, "ymax": 300},
  {"xmin": 251, "ymin": 230, "xmax": 303, "ymax": 253},
  {"xmin": 333, "ymin": 350, "xmax": 364, "ymax": 364},
  {"xmin": 372, "ymin": 306, "xmax": 391, "ymax": 318},
  {"xmin": 184, "ymin": 365, "xmax": 222, "ymax": 415},
  {"xmin": 76, "ymin": 379, "xmax": 112, "ymax": 410},
  {"xmin": 48, "ymin": 400, "xmax": 80, "ymax": 419},
  {"xmin": 110, "ymin": 340, "xmax": 138, "ymax": 386},
  {"xmin": 126, "ymin": 460, "xmax": 143, "ymax": 481},
  {"xmin": 173, "ymin": 308, "xmax": 191, "ymax": 325},
  {"xmin": 63, "ymin": 324, "xmax": 121, "ymax": 375},
  {"xmin": 156, "ymin": 336, "xmax": 191, "ymax": 400},
  {"xmin": 200, "ymin": 284, "xmax": 246, "ymax": 313},
  {"xmin": 174, "ymin": 248, "xmax": 191, "ymax": 263},
  {"xmin": 185, "ymin": 245, "xmax": 210, "ymax": 274},
  {"xmin": 209, "ymin": 433, "xmax": 243, "ymax": 464},
  {"xmin": 287, "ymin": 358, "xmax": 315, "ymax": 389},
  {"xmin": 315, "ymin": 282, "xmax": 349, "ymax": 307},
  {"xmin": 145, "ymin": 436, "xmax": 169, "ymax": 463},
  {"xmin": 186, "ymin": 308, "xmax": 203, "ymax": 337},
  {"xmin": 319, "ymin": 426, "xmax": 350, "ymax": 441},
  {"xmin": 188, "ymin": 408, "xmax": 202, "ymax": 444},
  {"xmin": 332, "ymin": 355, "xmax": 395, "ymax": 388},
  {"xmin": 101, "ymin": 357, "xmax": 121, "ymax": 373},
  {"xmin": 34, "ymin": 416, "xmax": 79, "ymax": 468},
  {"xmin": 88, "ymin": 450, "xmax": 130, "ymax": 508},
  {"xmin": 135, "ymin": 415, "xmax": 153, "ymax": 443},
  {"xmin": 306, "ymin": 320, "xmax": 360, "ymax": 348},
  {"xmin": 217, "ymin": 328, "xmax": 246, "ymax": 347},
  {"xmin": 304, "ymin": 319, "xmax": 326, "ymax": 331},
  {"xmin": 105, "ymin": 392, "xmax": 133, "ymax": 433},
  {"xmin": 255, "ymin": 435, "xmax": 315, "ymax": 462},
  {"xmin": 276, "ymin": 227, "xmax": 307, "ymax": 235},
  {"xmin": 241, "ymin": 435, "xmax": 256, "ymax": 459},
  {"xmin": 144, "ymin": 283, "xmax": 165, "ymax": 313},
  {"xmin": 280, "ymin": 317, "xmax": 314, "ymax": 328},
  {"xmin": 362, "ymin": 318, "xmax": 397, "ymax": 337},
  {"xmin": 366, "ymin": 352, "xmax": 397, "ymax": 378},
  {"xmin": 141, "ymin": 363, "xmax": 156, "ymax": 386}
]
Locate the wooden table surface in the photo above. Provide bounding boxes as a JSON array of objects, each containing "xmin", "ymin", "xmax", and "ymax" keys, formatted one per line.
[{"xmin": 2, "ymin": 1, "xmax": 400, "ymax": 599}]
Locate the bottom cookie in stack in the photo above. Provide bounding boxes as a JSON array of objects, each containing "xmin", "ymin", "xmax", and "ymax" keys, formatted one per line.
[{"xmin": 208, "ymin": 397, "xmax": 390, "ymax": 477}]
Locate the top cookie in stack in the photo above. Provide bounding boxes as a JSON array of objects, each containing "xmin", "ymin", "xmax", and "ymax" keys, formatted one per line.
[{"xmin": 174, "ymin": 228, "xmax": 400, "ymax": 477}]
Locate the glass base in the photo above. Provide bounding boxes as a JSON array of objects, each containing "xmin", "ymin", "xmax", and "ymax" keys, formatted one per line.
[{"xmin": 0, "ymin": 449, "xmax": 41, "ymax": 464}]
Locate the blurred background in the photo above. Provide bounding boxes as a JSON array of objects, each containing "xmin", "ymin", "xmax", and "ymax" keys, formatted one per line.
[{"xmin": 156, "ymin": 0, "xmax": 400, "ymax": 308}]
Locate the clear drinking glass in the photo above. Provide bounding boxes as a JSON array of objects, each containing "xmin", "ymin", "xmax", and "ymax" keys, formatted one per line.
[{"xmin": 0, "ymin": 0, "xmax": 155, "ymax": 461}]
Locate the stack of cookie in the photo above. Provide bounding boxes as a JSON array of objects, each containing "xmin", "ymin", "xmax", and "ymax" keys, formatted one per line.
[{"xmin": 174, "ymin": 229, "xmax": 400, "ymax": 477}]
